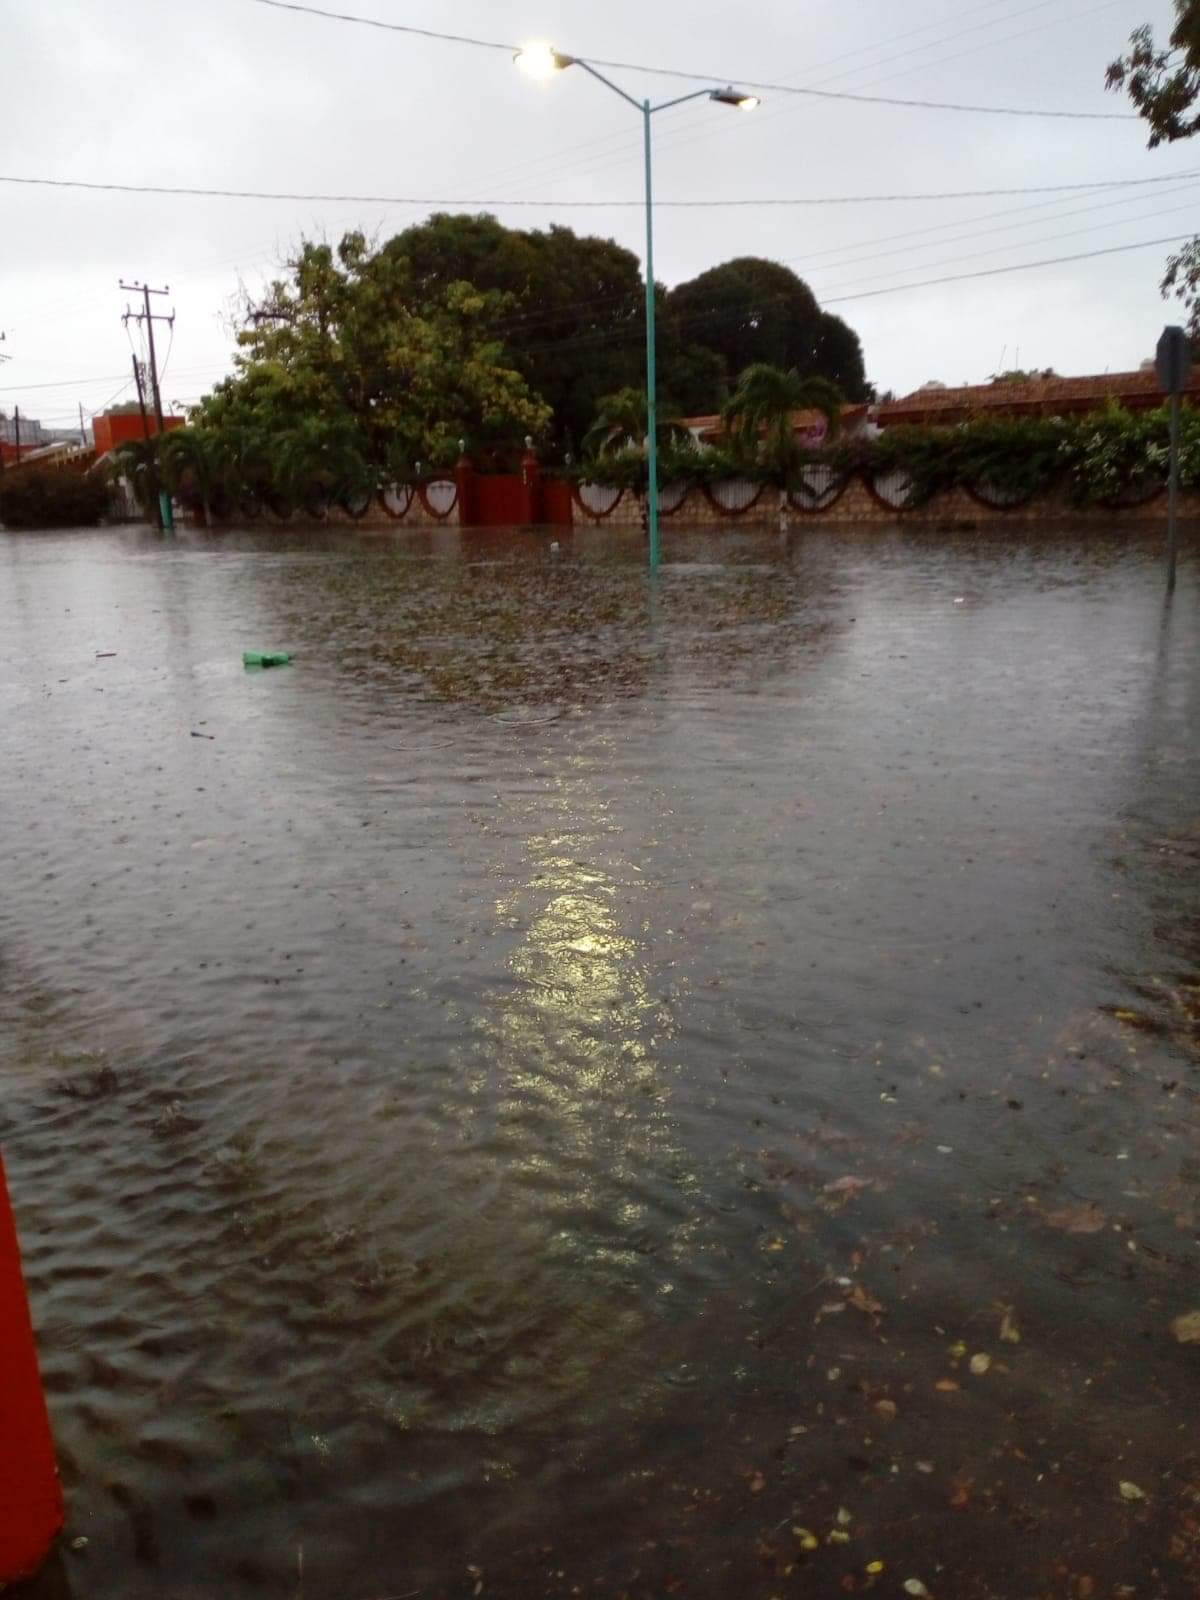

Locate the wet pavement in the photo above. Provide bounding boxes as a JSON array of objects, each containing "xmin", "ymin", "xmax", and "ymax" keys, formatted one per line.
[{"xmin": 1, "ymin": 520, "xmax": 1198, "ymax": 1600}]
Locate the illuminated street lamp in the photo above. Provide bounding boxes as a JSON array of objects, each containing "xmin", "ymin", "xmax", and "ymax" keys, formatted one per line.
[{"xmin": 515, "ymin": 44, "xmax": 760, "ymax": 571}]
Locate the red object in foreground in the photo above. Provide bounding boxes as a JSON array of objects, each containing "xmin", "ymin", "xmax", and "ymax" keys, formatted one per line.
[{"xmin": 0, "ymin": 1156, "xmax": 63, "ymax": 1583}]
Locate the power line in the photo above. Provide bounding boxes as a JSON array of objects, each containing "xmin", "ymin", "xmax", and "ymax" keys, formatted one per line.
[
  {"xmin": 788, "ymin": 177, "xmax": 1200, "ymax": 279},
  {"xmin": 484, "ymin": 0, "xmax": 1125, "ymax": 200},
  {"xmin": 0, "ymin": 372, "xmax": 130, "ymax": 392},
  {"xmin": 247, "ymin": 0, "xmax": 511, "ymax": 51},
  {"xmin": 2, "ymin": 170, "xmax": 1189, "ymax": 207},
  {"xmin": 246, "ymin": 0, "xmax": 1134, "ymax": 119},
  {"xmin": 821, "ymin": 233, "xmax": 1196, "ymax": 304},
  {"xmin": 810, "ymin": 199, "xmax": 1200, "ymax": 295},
  {"xmin": 414, "ymin": 0, "xmax": 1073, "ymax": 202}
]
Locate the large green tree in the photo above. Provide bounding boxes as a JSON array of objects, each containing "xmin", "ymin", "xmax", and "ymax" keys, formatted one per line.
[
  {"xmin": 1109, "ymin": 1, "xmax": 1200, "ymax": 331},
  {"xmin": 381, "ymin": 213, "xmax": 725, "ymax": 447},
  {"xmin": 191, "ymin": 231, "xmax": 552, "ymax": 481},
  {"xmin": 667, "ymin": 258, "xmax": 870, "ymax": 402}
]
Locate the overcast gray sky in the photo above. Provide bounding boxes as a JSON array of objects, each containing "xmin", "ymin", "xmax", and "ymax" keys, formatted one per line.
[{"xmin": 0, "ymin": 0, "xmax": 1193, "ymax": 430}]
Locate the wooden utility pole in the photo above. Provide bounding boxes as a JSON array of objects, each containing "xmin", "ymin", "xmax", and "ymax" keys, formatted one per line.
[
  {"xmin": 78, "ymin": 403, "xmax": 87, "ymax": 448},
  {"xmin": 120, "ymin": 281, "xmax": 175, "ymax": 531},
  {"xmin": 13, "ymin": 406, "xmax": 20, "ymax": 464},
  {"xmin": 129, "ymin": 353, "xmax": 161, "ymax": 529}
]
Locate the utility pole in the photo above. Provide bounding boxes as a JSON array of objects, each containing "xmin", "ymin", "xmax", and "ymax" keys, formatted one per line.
[
  {"xmin": 13, "ymin": 406, "xmax": 20, "ymax": 464},
  {"xmin": 120, "ymin": 280, "xmax": 175, "ymax": 531},
  {"xmin": 129, "ymin": 352, "xmax": 161, "ymax": 530},
  {"xmin": 78, "ymin": 402, "xmax": 87, "ymax": 449}
]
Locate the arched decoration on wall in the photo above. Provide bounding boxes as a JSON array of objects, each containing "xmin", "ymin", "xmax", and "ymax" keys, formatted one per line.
[
  {"xmin": 418, "ymin": 479, "xmax": 459, "ymax": 519},
  {"xmin": 379, "ymin": 482, "xmax": 415, "ymax": 519},
  {"xmin": 705, "ymin": 478, "xmax": 766, "ymax": 516},
  {"xmin": 787, "ymin": 466, "xmax": 849, "ymax": 514},
  {"xmin": 573, "ymin": 482, "xmax": 625, "ymax": 519}
]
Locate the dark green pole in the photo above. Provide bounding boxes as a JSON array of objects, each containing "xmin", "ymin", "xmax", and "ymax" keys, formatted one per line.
[
  {"xmin": 1168, "ymin": 389, "xmax": 1180, "ymax": 596},
  {"xmin": 643, "ymin": 99, "xmax": 659, "ymax": 572}
]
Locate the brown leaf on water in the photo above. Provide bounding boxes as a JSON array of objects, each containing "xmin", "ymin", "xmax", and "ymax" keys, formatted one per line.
[
  {"xmin": 847, "ymin": 1284, "xmax": 885, "ymax": 1316},
  {"xmin": 935, "ymin": 1379, "xmax": 960, "ymax": 1392},
  {"xmin": 824, "ymin": 1176, "xmax": 872, "ymax": 1197},
  {"xmin": 1045, "ymin": 1202, "xmax": 1106, "ymax": 1234},
  {"xmin": 1171, "ymin": 1310, "xmax": 1200, "ymax": 1344},
  {"xmin": 874, "ymin": 1399, "xmax": 897, "ymax": 1422},
  {"xmin": 749, "ymin": 1471, "xmax": 766, "ymax": 1494}
]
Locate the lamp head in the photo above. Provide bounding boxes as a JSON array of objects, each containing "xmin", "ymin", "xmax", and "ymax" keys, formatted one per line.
[
  {"xmin": 710, "ymin": 86, "xmax": 760, "ymax": 110},
  {"xmin": 514, "ymin": 41, "xmax": 573, "ymax": 79}
]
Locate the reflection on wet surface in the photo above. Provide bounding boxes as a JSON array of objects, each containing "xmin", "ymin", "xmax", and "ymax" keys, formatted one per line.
[{"xmin": 2, "ymin": 521, "xmax": 1199, "ymax": 1598}]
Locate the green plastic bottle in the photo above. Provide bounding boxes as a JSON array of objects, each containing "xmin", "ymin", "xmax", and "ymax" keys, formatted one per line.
[{"xmin": 242, "ymin": 651, "xmax": 292, "ymax": 669}]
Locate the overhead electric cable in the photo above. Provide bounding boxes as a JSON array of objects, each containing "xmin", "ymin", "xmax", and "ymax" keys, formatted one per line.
[
  {"xmin": 1, "ymin": 172, "xmax": 1187, "ymax": 207},
  {"xmin": 245, "ymin": 0, "xmax": 1135, "ymax": 119}
]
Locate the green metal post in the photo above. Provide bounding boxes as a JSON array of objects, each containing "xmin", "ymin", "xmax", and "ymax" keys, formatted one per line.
[
  {"xmin": 1168, "ymin": 389, "xmax": 1180, "ymax": 595},
  {"xmin": 642, "ymin": 99, "xmax": 660, "ymax": 572}
]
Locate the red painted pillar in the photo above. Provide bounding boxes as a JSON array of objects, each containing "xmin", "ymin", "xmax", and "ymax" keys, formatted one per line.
[
  {"xmin": 520, "ymin": 438, "xmax": 542, "ymax": 526},
  {"xmin": 454, "ymin": 446, "xmax": 476, "ymax": 528},
  {"xmin": 0, "ymin": 1156, "xmax": 62, "ymax": 1583}
]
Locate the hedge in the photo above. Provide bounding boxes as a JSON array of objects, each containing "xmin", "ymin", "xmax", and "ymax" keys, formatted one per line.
[
  {"xmin": 0, "ymin": 469, "xmax": 112, "ymax": 530},
  {"xmin": 571, "ymin": 404, "xmax": 1200, "ymax": 509}
]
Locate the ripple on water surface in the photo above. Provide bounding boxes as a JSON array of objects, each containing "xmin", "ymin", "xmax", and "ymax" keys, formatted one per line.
[{"xmin": 1, "ymin": 522, "xmax": 1199, "ymax": 1598}]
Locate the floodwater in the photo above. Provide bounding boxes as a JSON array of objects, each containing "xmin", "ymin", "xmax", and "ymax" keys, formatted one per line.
[{"xmin": 1, "ymin": 521, "xmax": 1198, "ymax": 1600}]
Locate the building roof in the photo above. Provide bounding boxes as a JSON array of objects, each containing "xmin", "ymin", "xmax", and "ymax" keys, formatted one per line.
[
  {"xmin": 878, "ymin": 368, "xmax": 1197, "ymax": 425},
  {"xmin": 685, "ymin": 403, "xmax": 870, "ymax": 441}
]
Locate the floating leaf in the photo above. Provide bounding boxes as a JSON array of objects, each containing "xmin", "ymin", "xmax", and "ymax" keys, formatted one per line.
[
  {"xmin": 825, "ymin": 1175, "xmax": 872, "ymax": 1196},
  {"xmin": 903, "ymin": 1583, "xmax": 930, "ymax": 1598},
  {"xmin": 969, "ymin": 1353, "xmax": 992, "ymax": 1376},
  {"xmin": 935, "ymin": 1378, "xmax": 960, "ymax": 1392},
  {"xmin": 1171, "ymin": 1310, "xmax": 1200, "ymax": 1344},
  {"xmin": 915, "ymin": 1460, "xmax": 935, "ymax": 1474},
  {"xmin": 836, "ymin": 1507, "xmax": 853, "ymax": 1526},
  {"xmin": 948, "ymin": 1341, "xmax": 968, "ymax": 1360},
  {"xmin": 749, "ymin": 1471, "xmax": 766, "ymax": 1494},
  {"xmin": 1118, "ymin": 1480, "xmax": 1145, "ymax": 1501},
  {"xmin": 866, "ymin": 1560, "xmax": 885, "ymax": 1574},
  {"xmin": 874, "ymin": 1399, "xmax": 897, "ymax": 1422},
  {"xmin": 999, "ymin": 1307, "xmax": 1021, "ymax": 1344},
  {"xmin": 1046, "ymin": 1203, "xmax": 1106, "ymax": 1234},
  {"xmin": 793, "ymin": 1528, "xmax": 819, "ymax": 1552},
  {"xmin": 848, "ymin": 1284, "xmax": 885, "ymax": 1316}
]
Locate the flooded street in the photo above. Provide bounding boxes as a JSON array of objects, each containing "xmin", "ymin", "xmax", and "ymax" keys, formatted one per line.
[{"xmin": 2, "ymin": 521, "xmax": 1199, "ymax": 1600}]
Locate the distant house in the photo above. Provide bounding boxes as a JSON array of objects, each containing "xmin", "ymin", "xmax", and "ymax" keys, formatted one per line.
[
  {"xmin": 682, "ymin": 403, "xmax": 878, "ymax": 451},
  {"xmin": 92, "ymin": 409, "xmax": 184, "ymax": 458},
  {"xmin": 0, "ymin": 410, "xmax": 47, "ymax": 464},
  {"xmin": 876, "ymin": 367, "xmax": 1199, "ymax": 428}
]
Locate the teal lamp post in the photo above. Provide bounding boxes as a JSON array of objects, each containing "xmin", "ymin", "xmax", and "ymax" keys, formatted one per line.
[{"xmin": 514, "ymin": 43, "xmax": 759, "ymax": 571}]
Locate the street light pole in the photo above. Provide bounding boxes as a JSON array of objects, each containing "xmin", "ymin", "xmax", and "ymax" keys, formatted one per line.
[
  {"xmin": 642, "ymin": 98, "xmax": 660, "ymax": 569},
  {"xmin": 515, "ymin": 44, "xmax": 759, "ymax": 572}
]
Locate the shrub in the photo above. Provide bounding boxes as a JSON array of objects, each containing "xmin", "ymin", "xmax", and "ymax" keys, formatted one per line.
[
  {"xmin": 0, "ymin": 469, "xmax": 112, "ymax": 530},
  {"xmin": 571, "ymin": 403, "xmax": 1200, "ymax": 510}
]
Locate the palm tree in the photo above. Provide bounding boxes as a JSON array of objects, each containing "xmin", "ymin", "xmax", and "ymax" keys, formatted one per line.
[
  {"xmin": 159, "ymin": 427, "xmax": 219, "ymax": 527},
  {"xmin": 271, "ymin": 418, "xmax": 371, "ymax": 518},
  {"xmin": 110, "ymin": 437, "xmax": 161, "ymax": 523},
  {"xmin": 721, "ymin": 365, "xmax": 844, "ymax": 477},
  {"xmin": 582, "ymin": 387, "xmax": 691, "ymax": 459}
]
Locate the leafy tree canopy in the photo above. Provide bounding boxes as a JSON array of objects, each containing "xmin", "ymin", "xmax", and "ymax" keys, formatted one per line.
[
  {"xmin": 186, "ymin": 222, "xmax": 873, "ymax": 490},
  {"xmin": 667, "ymin": 257, "xmax": 870, "ymax": 403},
  {"xmin": 191, "ymin": 230, "xmax": 552, "ymax": 475},
  {"xmin": 1109, "ymin": 2, "xmax": 1200, "ymax": 331},
  {"xmin": 381, "ymin": 213, "xmax": 727, "ymax": 446}
]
